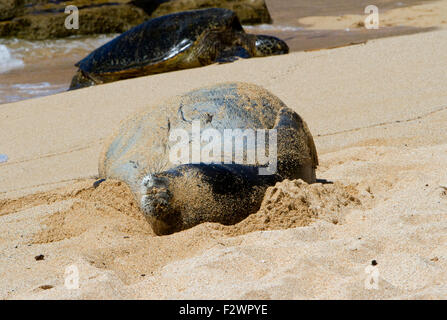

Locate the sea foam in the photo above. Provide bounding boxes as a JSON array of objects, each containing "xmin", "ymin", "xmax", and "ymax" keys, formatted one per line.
[
  {"xmin": 0, "ymin": 44, "xmax": 24, "ymax": 74},
  {"xmin": 244, "ymin": 24, "xmax": 304, "ymax": 32}
]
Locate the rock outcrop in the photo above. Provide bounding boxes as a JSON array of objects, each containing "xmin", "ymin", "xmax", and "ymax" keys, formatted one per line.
[
  {"xmin": 0, "ymin": 0, "xmax": 25, "ymax": 21},
  {"xmin": 0, "ymin": 1, "xmax": 148, "ymax": 40},
  {"xmin": 131, "ymin": 0, "xmax": 271, "ymax": 24},
  {"xmin": 0, "ymin": 0, "xmax": 271, "ymax": 40}
]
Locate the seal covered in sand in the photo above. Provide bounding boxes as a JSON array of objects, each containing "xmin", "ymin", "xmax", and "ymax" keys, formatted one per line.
[
  {"xmin": 99, "ymin": 82, "xmax": 318, "ymax": 234},
  {"xmin": 69, "ymin": 8, "xmax": 289, "ymax": 90}
]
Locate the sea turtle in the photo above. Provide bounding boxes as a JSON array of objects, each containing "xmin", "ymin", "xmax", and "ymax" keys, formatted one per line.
[
  {"xmin": 69, "ymin": 8, "xmax": 289, "ymax": 90},
  {"xmin": 99, "ymin": 82, "xmax": 318, "ymax": 235}
]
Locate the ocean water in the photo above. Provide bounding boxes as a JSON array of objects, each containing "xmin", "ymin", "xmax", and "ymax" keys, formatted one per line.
[
  {"xmin": 0, "ymin": 45, "xmax": 24, "ymax": 74},
  {"xmin": 0, "ymin": 35, "xmax": 117, "ymax": 62},
  {"xmin": 0, "ymin": 35, "xmax": 117, "ymax": 104}
]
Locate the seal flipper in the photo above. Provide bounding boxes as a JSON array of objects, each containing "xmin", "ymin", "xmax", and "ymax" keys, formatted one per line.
[{"xmin": 273, "ymin": 107, "xmax": 318, "ymax": 183}]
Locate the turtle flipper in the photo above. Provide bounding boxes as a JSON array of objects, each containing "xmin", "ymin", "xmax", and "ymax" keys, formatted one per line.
[
  {"xmin": 216, "ymin": 46, "xmax": 251, "ymax": 63},
  {"xmin": 68, "ymin": 70, "xmax": 97, "ymax": 91}
]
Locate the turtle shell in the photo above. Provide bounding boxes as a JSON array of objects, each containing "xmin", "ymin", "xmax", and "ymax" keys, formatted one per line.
[{"xmin": 76, "ymin": 8, "xmax": 243, "ymax": 76}]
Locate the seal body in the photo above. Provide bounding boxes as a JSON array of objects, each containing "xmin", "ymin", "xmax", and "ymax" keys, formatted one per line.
[
  {"xmin": 99, "ymin": 82, "xmax": 318, "ymax": 234},
  {"xmin": 69, "ymin": 8, "xmax": 288, "ymax": 90}
]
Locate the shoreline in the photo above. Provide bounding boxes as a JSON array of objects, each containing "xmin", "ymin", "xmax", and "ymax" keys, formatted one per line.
[{"xmin": 1, "ymin": 0, "xmax": 446, "ymax": 105}]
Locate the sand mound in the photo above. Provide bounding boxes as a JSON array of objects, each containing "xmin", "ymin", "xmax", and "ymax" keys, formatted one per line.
[
  {"xmin": 2, "ymin": 176, "xmax": 367, "ymax": 241},
  {"xmin": 217, "ymin": 179, "xmax": 367, "ymax": 236},
  {"xmin": 0, "ymin": 176, "xmax": 370, "ymax": 293},
  {"xmin": 30, "ymin": 180, "xmax": 151, "ymax": 245},
  {"xmin": 0, "ymin": 179, "xmax": 144, "ymax": 221}
]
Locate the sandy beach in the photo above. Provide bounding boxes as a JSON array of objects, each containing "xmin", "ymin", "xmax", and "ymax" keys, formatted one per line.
[{"xmin": 1, "ymin": 25, "xmax": 446, "ymax": 299}]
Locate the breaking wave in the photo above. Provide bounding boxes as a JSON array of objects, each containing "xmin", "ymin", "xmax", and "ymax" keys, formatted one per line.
[{"xmin": 0, "ymin": 45, "xmax": 24, "ymax": 74}]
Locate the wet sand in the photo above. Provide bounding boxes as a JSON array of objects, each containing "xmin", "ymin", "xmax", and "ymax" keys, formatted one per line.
[
  {"xmin": 259, "ymin": 0, "xmax": 444, "ymax": 51},
  {"xmin": 267, "ymin": 0, "xmax": 434, "ymax": 23}
]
